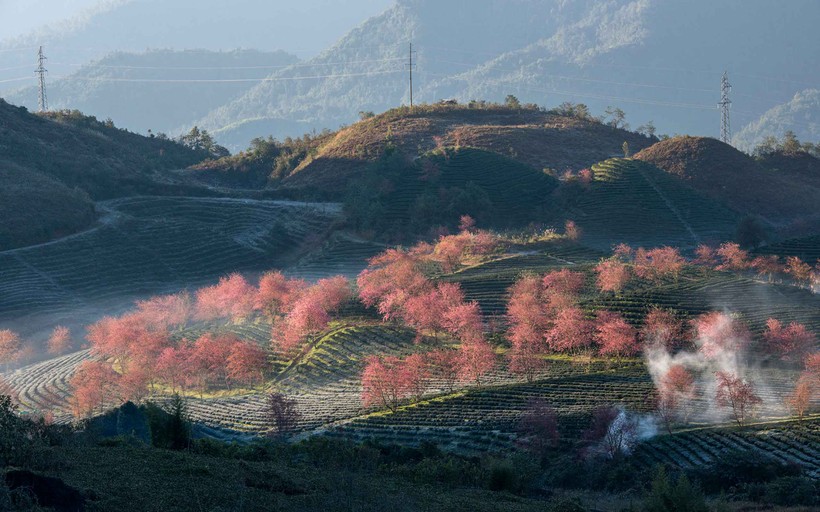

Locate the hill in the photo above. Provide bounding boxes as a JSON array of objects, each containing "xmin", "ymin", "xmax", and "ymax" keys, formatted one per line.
[
  {"xmin": 569, "ymin": 158, "xmax": 739, "ymax": 249},
  {"xmin": 733, "ymin": 89, "xmax": 820, "ymax": 153},
  {"xmin": 6, "ymin": 49, "xmax": 300, "ymax": 136},
  {"xmin": 0, "ymin": 165, "xmax": 95, "ymax": 250},
  {"xmin": 634, "ymin": 136, "xmax": 820, "ymax": 229},
  {"xmin": 192, "ymin": 104, "xmax": 656, "ymax": 237},
  {"xmin": 0, "ymin": 99, "xmax": 209, "ymax": 249}
]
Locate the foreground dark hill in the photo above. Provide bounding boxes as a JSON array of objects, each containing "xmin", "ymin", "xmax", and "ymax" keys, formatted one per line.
[
  {"xmin": 0, "ymin": 99, "xmax": 207, "ymax": 249},
  {"xmin": 634, "ymin": 136, "xmax": 820, "ymax": 229}
]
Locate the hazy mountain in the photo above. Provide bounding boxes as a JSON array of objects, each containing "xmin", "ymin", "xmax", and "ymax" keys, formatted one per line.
[
  {"xmin": 4, "ymin": 0, "xmax": 817, "ymax": 150},
  {"xmin": 733, "ymin": 89, "xmax": 820, "ymax": 153},
  {"xmin": 0, "ymin": 0, "xmax": 392, "ymax": 90},
  {"xmin": 196, "ymin": 0, "xmax": 820, "ymax": 149},
  {"xmin": 6, "ymin": 49, "xmax": 300, "ymax": 136}
]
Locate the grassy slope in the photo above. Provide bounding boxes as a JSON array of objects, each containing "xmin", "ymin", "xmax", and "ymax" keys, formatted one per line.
[
  {"xmin": 281, "ymin": 105, "xmax": 655, "ymax": 194},
  {"xmin": 634, "ymin": 136, "xmax": 820, "ymax": 225},
  {"xmin": 754, "ymin": 234, "xmax": 820, "ymax": 262},
  {"xmin": 0, "ymin": 164, "xmax": 95, "ymax": 250},
  {"xmin": 570, "ymin": 158, "xmax": 739, "ymax": 249},
  {"xmin": 0, "ymin": 99, "xmax": 208, "ymax": 250},
  {"xmin": 42, "ymin": 445, "xmax": 550, "ymax": 512}
]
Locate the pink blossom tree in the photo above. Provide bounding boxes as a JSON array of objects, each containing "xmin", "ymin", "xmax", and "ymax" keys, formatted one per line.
[
  {"xmin": 545, "ymin": 307, "xmax": 592, "ymax": 354},
  {"xmin": 641, "ymin": 308, "xmax": 686, "ymax": 350},
  {"xmin": 361, "ymin": 355, "xmax": 410, "ymax": 412},
  {"xmin": 226, "ymin": 341, "xmax": 268, "ymax": 387},
  {"xmin": 457, "ymin": 338, "xmax": 496, "ymax": 386},
  {"xmin": 594, "ymin": 311, "xmax": 639, "ymax": 359},
  {"xmin": 716, "ymin": 243, "xmax": 749, "ymax": 271},
  {"xmin": 47, "ymin": 326, "xmax": 71, "ymax": 355},
  {"xmin": 692, "ymin": 311, "xmax": 750, "ymax": 360},
  {"xmin": 763, "ymin": 318, "xmax": 817, "ymax": 362},
  {"xmin": 595, "ymin": 259, "xmax": 630, "ymax": 294},
  {"xmin": 195, "ymin": 273, "xmax": 256, "ymax": 322},
  {"xmin": 0, "ymin": 329, "xmax": 21, "ymax": 369}
]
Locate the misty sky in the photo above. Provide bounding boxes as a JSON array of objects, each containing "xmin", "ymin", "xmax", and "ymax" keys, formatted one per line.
[
  {"xmin": 0, "ymin": 0, "xmax": 103, "ymax": 40},
  {"xmin": 0, "ymin": 0, "xmax": 395, "ymax": 51}
]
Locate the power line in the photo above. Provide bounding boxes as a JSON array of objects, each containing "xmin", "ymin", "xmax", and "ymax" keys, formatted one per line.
[
  {"xmin": 56, "ymin": 56, "xmax": 407, "ymax": 71},
  {"xmin": 56, "ymin": 69, "xmax": 404, "ymax": 84},
  {"xmin": 0, "ymin": 76, "xmax": 31, "ymax": 84}
]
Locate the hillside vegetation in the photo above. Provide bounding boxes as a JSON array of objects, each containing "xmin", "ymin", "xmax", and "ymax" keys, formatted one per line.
[
  {"xmin": 733, "ymin": 88, "xmax": 820, "ymax": 152},
  {"xmin": 634, "ymin": 136, "xmax": 820, "ymax": 228},
  {"xmin": 0, "ymin": 165, "xmax": 95, "ymax": 250},
  {"xmin": 193, "ymin": 104, "xmax": 660, "ymax": 238},
  {"xmin": 0, "ymin": 99, "xmax": 209, "ymax": 249}
]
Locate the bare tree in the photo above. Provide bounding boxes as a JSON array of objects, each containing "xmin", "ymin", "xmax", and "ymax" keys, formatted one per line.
[
  {"xmin": 715, "ymin": 372, "xmax": 762, "ymax": 426},
  {"xmin": 267, "ymin": 392, "xmax": 301, "ymax": 438}
]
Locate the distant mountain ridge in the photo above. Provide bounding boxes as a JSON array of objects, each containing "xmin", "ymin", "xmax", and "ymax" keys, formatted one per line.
[
  {"xmin": 0, "ymin": 0, "xmax": 392, "ymax": 92},
  {"xmin": 196, "ymin": 0, "xmax": 820, "ymax": 149},
  {"xmin": 3, "ymin": 0, "xmax": 818, "ymax": 150},
  {"xmin": 6, "ymin": 49, "xmax": 300, "ymax": 135},
  {"xmin": 733, "ymin": 89, "xmax": 820, "ymax": 153}
]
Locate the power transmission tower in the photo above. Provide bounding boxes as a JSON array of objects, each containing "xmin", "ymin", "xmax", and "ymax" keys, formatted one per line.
[
  {"xmin": 718, "ymin": 71, "xmax": 732, "ymax": 144},
  {"xmin": 35, "ymin": 46, "xmax": 48, "ymax": 112},
  {"xmin": 407, "ymin": 42, "xmax": 416, "ymax": 108}
]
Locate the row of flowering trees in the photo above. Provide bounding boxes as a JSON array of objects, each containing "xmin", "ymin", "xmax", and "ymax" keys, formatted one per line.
[
  {"xmin": 45, "ymin": 228, "xmax": 817, "ymax": 423},
  {"xmin": 69, "ymin": 270, "xmax": 354, "ymax": 417},
  {"xmin": 591, "ymin": 242, "xmax": 819, "ymax": 296}
]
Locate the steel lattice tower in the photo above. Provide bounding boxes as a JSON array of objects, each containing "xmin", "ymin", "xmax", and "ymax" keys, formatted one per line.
[
  {"xmin": 718, "ymin": 71, "xmax": 732, "ymax": 144},
  {"xmin": 36, "ymin": 46, "xmax": 48, "ymax": 112}
]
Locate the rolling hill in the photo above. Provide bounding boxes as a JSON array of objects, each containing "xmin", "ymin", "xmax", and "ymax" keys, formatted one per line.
[
  {"xmin": 191, "ymin": 103, "xmax": 660, "ymax": 237},
  {"xmin": 634, "ymin": 136, "xmax": 820, "ymax": 229},
  {"xmin": 0, "ymin": 98, "xmax": 207, "ymax": 249}
]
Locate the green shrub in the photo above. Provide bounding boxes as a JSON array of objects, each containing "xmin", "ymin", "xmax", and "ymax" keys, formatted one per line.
[
  {"xmin": 642, "ymin": 466, "xmax": 708, "ymax": 512},
  {"xmin": 763, "ymin": 476, "xmax": 818, "ymax": 507},
  {"xmin": 145, "ymin": 396, "xmax": 191, "ymax": 450}
]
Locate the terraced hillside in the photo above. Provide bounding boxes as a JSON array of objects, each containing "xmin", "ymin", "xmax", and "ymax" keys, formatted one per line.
[
  {"xmin": 283, "ymin": 106, "xmax": 653, "ymax": 195},
  {"xmin": 572, "ymin": 159, "xmax": 739, "ymax": 249},
  {"xmin": 198, "ymin": 105, "xmax": 653, "ymax": 195},
  {"xmin": 441, "ymin": 239, "xmax": 820, "ymax": 334},
  {"xmin": 0, "ymin": 100, "xmax": 208, "ymax": 249},
  {"xmin": 0, "ymin": 197, "xmax": 343, "ymax": 343},
  {"xmin": 754, "ymin": 234, "xmax": 820, "ymax": 263},
  {"xmin": 635, "ymin": 136, "xmax": 820, "ymax": 225},
  {"xmin": 345, "ymin": 147, "xmax": 560, "ymax": 236},
  {"xmin": 636, "ymin": 420, "xmax": 820, "ymax": 479}
]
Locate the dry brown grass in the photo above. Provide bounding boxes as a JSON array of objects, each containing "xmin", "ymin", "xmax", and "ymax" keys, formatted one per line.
[{"xmin": 282, "ymin": 105, "xmax": 654, "ymax": 193}]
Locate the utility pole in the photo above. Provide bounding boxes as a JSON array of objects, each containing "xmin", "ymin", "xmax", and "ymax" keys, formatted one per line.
[
  {"xmin": 408, "ymin": 42, "xmax": 415, "ymax": 108},
  {"xmin": 36, "ymin": 46, "xmax": 48, "ymax": 112},
  {"xmin": 718, "ymin": 71, "xmax": 731, "ymax": 144}
]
